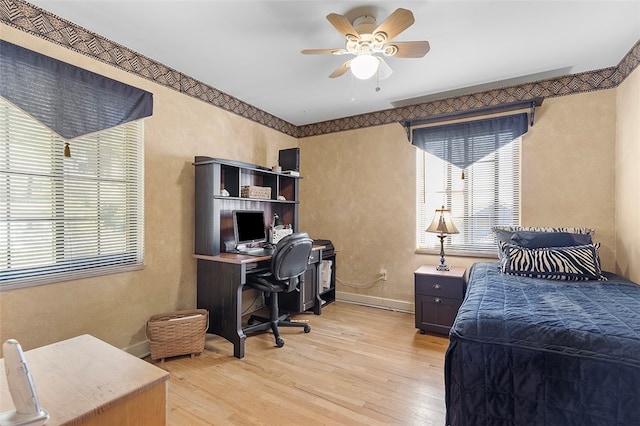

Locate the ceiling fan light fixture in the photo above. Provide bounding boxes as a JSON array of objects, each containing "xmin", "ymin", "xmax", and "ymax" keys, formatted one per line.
[
  {"xmin": 350, "ymin": 54, "xmax": 379, "ymax": 80},
  {"xmin": 305, "ymin": 8, "xmax": 429, "ymax": 80}
]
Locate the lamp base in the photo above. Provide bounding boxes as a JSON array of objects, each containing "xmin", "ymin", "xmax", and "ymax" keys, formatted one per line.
[
  {"xmin": 436, "ymin": 263, "xmax": 451, "ymax": 272},
  {"xmin": 436, "ymin": 234, "xmax": 451, "ymax": 271},
  {"xmin": 0, "ymin": 409, "xmax": 49, "ymax": 426}
]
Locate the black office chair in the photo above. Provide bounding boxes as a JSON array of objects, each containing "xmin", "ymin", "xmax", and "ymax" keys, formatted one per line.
[{"xmin": 243, "ymin": 232, "xmax": 313, "ymax": 347}]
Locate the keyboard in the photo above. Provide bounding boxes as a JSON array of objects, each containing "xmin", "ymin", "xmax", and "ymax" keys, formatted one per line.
[{"xmin": 239, "ymin": 246, "xmax": 275, "ymax": 257}]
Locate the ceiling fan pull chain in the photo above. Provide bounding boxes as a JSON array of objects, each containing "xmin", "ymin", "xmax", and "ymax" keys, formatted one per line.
[{"xmin": 350, "ymin": 73, "xmax": 356, "ymax": 102}]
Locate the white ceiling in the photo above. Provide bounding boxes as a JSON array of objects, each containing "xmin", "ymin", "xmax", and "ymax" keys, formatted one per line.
[{"xmin": 27, "ymin": 0, "xmax": 640, "ymax": 126}]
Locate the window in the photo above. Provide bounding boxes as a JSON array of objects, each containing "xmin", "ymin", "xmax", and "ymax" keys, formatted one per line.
[
  {"xmin": 414, "ymin": 114, "xmax": 526, "ymax": 257},
  {"xmin": 0, "ymin": 97, "xmax": 144, "ymax": 290}
]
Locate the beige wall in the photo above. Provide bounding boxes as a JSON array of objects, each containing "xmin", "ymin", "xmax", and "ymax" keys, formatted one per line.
[
  {"xmin": 299, "ymin": 89, "xmax": 619, "ymax": 310},
  {"xmin": 616, "ymin": 67, "xmax": 640, "ymax": 283},
  {"xmin": 0, "ymin": 25, "xmax": 296, "ymax": 353},
  {"xmin": 299, "ymin": 124, "xmax": 437, "ymax": 309},
  {"xmin": 521, "ymin": 91, "xmax": 617, "ymax": 269}
]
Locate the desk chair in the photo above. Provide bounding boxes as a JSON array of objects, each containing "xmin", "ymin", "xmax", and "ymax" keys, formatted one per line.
[{"xmin": 243, "ymin": 232, "xmax": 313, "ymax": 347}]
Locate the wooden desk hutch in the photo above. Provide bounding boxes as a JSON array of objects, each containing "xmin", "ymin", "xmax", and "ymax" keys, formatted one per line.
[
  {"xmin": 193, "ymin": 157, "xmax": 327, "ymax": 358},
  {"xmin": 193, "ymin": 156, "xmax": 300, "ymax": 257}
]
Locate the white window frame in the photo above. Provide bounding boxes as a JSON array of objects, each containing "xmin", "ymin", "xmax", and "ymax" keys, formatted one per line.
[
  {"xmin": 0, "ymin": 97, "xmax": 144, "ymax": 290},
  {"xmin": 416, "ymin": 134, "xmax": 521, "ymax": 258}
]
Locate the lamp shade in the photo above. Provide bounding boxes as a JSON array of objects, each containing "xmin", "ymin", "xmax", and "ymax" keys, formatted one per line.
[
  {"xmin": 426, "ymin": 206, "xmax": 459, "ymax": 235},
  {"xmin": 350, "ymin": 55, "xmax": 379, "ymax": 80}
]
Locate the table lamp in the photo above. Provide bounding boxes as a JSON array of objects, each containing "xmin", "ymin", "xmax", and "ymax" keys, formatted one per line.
[{"xmin": 426, "ymin": 206, "xmax": 459, "ymax": 271}]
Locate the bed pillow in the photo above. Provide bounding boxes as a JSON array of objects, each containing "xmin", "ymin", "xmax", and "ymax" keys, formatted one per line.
[
  {"xmin": 509, "ymin": 231, "xmax": 593, "ymax": 248},
  {"xmin": 499, "ymin": 242, "xmax": 606, "ymax": 281},
  {"xmin": 494, "ymin": 226, "xmax": 595, "ymax": 261},
  {"xmin": 493, "ymin": 225, "xmax": 595, "ymax": 236},
  {"xmin": 494, "ymin": 229, "xmax": 516, "ymax": 262}
]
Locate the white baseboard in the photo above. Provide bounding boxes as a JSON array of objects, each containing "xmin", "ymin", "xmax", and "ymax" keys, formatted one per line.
[
  {"xmin": 335, "ymin": 291, "xmax": 414, "ymax": 313},
  {"xmin": 124, "ymin": 339, "xmax": 150, "ymax": 359}
]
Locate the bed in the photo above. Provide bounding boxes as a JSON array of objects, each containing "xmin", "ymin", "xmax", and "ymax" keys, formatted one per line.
[{"xmin": 445, "ymin": 261, "xmax": 640, "ymax": 426}]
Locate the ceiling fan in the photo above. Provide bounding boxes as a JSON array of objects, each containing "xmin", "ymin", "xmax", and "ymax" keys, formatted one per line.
[{"xmin": 301, "ymin": 8, "xmax": 430, "ymax": 80}]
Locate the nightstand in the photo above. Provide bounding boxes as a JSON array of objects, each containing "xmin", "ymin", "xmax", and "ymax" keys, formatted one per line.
[{"xmin": 414, "ymin": 265, "xmax": 466, "ymax": 335}]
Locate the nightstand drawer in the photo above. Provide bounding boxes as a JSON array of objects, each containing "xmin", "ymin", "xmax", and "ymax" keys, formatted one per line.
[
  {"xmin": 415, "ymin": 295, "xmax": 460, "ymax": 334},
  {"xmin": 415, "ymin": 275, "xmax": 464, "ymax": 299}
]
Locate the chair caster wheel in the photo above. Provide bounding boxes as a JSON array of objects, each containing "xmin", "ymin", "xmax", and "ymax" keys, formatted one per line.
[
  {"xmin": 304, "ymin": 325, "xmax": 311, "ymax": 333},
  {"xmin": 276, "ymin": 338, "xmax": 285, "ymax": 347}
]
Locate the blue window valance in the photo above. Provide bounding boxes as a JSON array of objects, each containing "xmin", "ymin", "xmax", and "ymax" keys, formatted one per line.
[
  {"xmin": 411, "ymin": 113, "xmax": 528, "ymax": 169},
  {"xmin": 0, "ymin": 40, "xmax": 153, "ymax": 140}
]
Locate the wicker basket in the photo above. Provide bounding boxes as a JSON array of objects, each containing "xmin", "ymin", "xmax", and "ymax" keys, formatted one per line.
[
  {"xmin": 241, "ymin": 185, "xmax": 271, "ymax": 199},
  {"xmin": 146, "ymin": 309, "xmax": 208, "ymax": 363}
]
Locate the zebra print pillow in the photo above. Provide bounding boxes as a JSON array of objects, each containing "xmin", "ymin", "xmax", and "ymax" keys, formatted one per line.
[{"xmin": 499, "ymin": 242, "xmax": 606, "ymax": 281}]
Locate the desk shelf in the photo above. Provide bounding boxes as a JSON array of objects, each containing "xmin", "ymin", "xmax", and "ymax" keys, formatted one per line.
[
  {"xmin": 318, "ymin": 253, "xmax": 336, "ymax": 306},
  {"xmin": 213, "ymin": 195, "xmax": 298, "ymax": 204}
]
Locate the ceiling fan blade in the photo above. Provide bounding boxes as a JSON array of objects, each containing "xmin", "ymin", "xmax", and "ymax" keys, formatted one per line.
[
  {"xmin": 387, "ymin": 41, "xmax": 431, "ymax": 58},
  {"xmin": 326, "ymin": 13, "xmax": 360, "ymax": 41},
  {"xmin": 301, "ymin": 48, "xmax": 348, "ymax": 55},
  {"xmin": 329, "ymin": 61, "xmax": 351, "ymax": 78},
  {"xmin": 372, "ymin": 8, "xmax": 415, "ymax": 42}
]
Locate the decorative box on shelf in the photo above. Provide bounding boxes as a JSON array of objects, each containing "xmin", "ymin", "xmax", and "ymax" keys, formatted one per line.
[
  {"xmin": 240, "ymin": 185, "xmax": 271, "ymax": 199},
  {"xmin": 146, "ymin": 309, "xmax": 208, "ymax": 363}
]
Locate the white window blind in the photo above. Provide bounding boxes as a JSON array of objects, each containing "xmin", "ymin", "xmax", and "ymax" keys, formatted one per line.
[
  {"xmin": 416, "ymin": 133, "xmax": 521, "ymax": 257},
  {"xmin": 0, "ymin": 97, "xmax": 144, "ymax": 290}
]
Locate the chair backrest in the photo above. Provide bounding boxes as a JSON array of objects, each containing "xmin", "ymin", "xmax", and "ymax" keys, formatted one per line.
[{"xmin": 271, "ymin": 232, "xmax": 313, "ymax": 291}]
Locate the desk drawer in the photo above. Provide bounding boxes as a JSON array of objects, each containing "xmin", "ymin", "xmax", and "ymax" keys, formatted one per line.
[
  {"xmin": 309, "ymin": 249, "xmax": 320, "ymax": 264},
  {"xmin": 279, "ymin": 260, "xmax": 317, "ymax": 313}
]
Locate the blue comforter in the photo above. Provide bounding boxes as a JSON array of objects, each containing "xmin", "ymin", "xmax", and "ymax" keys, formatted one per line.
[{"xmin": 445, "ymin": 262, "xmax": 640, "ymax": 426}]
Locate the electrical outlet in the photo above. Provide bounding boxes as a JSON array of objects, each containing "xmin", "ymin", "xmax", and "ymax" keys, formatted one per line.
[{"xmin": 379, "ymin": 269, "xmax": 388, "ymax": 281}]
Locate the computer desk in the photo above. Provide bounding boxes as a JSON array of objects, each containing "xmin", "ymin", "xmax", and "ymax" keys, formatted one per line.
[{"xmin": 194, "ymin": 245, "xmax": 324, "ymax": 359}]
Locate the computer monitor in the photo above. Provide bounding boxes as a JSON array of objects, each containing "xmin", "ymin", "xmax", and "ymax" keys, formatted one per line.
[{"xmin": 232, "ymin": 210, "xmax": 266, "ymax": 249}]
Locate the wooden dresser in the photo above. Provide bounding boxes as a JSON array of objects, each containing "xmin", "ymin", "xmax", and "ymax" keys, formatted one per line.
[{"xmin": 0, "ymin": 334, "xmax": 169, "ymax": 425}]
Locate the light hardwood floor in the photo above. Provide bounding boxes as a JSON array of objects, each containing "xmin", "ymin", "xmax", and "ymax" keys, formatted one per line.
[{"xmin": 150, "ymin": 301, "xmax": 450, "ymax": 425}]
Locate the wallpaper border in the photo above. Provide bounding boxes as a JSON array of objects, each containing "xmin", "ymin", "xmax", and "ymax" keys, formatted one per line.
[{"xmin": 2, "ymin": 0, "xmax": 639, "ymax": 139}]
